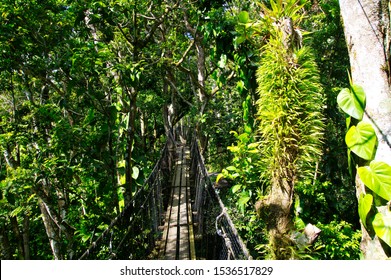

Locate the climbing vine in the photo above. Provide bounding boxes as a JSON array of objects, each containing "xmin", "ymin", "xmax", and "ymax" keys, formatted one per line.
[{"xmin": 337, "ymin": 81, "xmax": 391, "ymax": 252}]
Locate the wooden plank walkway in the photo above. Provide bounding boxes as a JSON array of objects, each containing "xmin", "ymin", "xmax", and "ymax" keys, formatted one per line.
[{"xmin": 160, "ymin": 144, "xmax": 196, "ymax": 260}]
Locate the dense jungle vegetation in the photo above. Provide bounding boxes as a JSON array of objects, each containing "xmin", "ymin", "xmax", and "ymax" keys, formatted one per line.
[{"xmin": 1, "ymin": 0, "xmax": 390, "ymax": 260}]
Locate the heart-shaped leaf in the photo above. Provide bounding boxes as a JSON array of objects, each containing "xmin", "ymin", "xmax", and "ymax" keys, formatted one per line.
[
  {"xmin": 358, "ymin": 161, "xmax": 391, "ymax": 201},
  {"xmin": 345, "ymin": 122, "xmax": 377, "ymax": 160},
  {"xmin": 372, "ymin": 212, "xmax": 391, "ymax": 248},
  {"xmin": 337, "ymin": 85, "xmax": 366, "ymax": 120},
  {"xmin": 358, "ymin": 193, "xmax": 373, "ymax": 228}
]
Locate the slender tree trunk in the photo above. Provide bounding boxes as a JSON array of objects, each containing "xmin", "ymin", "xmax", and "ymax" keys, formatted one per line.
[
  {"xmin": 23, "ymin": 216, "xmax": 30, "ymax": 260},
  {"xmin": 124, "ymin": 90, "xmax": 138, "ymax": 203},
  {"xmin": 38, "ymin": 198, "xmax": 62, "ymax": 260},
  {"xmin": 339, "ymin": 0, "xmax": 391, "ymax": 259},
  {"xmin": 10, "ymin": 216, "xmax": 24, "ymax": 259},
  {"xmin": 0, "ymin": 225, "xmax": 12, "ymax": 259}
]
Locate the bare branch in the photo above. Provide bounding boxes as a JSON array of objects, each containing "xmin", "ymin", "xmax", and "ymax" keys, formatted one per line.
[
  {"xmin": 174, "ymin": 40, "xmax": 195, "ymax": 67},
  {"xmin": 165, "ymin": 77, "xmax": 195, "ymax": 108}
]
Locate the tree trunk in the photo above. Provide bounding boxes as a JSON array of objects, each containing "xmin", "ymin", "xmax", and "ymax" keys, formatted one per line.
[
  {"xmin": 10, "ymin": 216, "xmax": 24, "ymax": 260},
  {"xmin": 124, "ymin": 91, "xmax": 138, "ymax": 204},
  {"xmin": 262, "ymin": 174, "xmax": 295, "ymax": 259},
  {"xmin": 0, "ymin": 225, "xmax": 12, "ymax": 259},
  {"xmin": 339, "ymin": 0, "xmax": 391, "ymax": 259},
  {"xmin": 23, "ymin": 215, "xmax": 30, "ymax": 260},
  {"xmin": 38, "ymin": 198, "xmax": 62, "ymax": 260}
]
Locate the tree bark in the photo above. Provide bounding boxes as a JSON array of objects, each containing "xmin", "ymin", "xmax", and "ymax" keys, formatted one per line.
[
  {"xmin": 267, "ymin": 179, "xmax": 294, "ymax": 259},
  {"xmin": 10, "ymin": 216, "xmax": 24, "ymax": 259},
  {"xmin": 0, "ymin": 225, "xmax": 12, "ymax": 259},
  {"xmin": 339, "ymin": 0, "xmax": 391, "ymax": 259},
  {"xmin": 38, "ymin": 198, "xmax": 62, "ymax": 260},
  {"xmin": 23, "ymin": 215, "xmax": 30, "ymax": 260}
]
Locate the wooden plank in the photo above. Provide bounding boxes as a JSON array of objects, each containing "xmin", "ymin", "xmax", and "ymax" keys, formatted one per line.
[
  {"xmin": 164, "ymin": 225, "xmax": 178, "ymax": 260},
  {"xmin": 169, "ymin": 187, "xmax": 180, "ymax": 226},
  {"xmin": 160, "ymin": 144, "xmax": 196, "ymax": 260},
  {"xmin": 178, "ymin": 225, "xmax": 189, "ymax": 260},
  {"xmin": 179, "ymin": 187, "xmax": 188, "ymax": 225},
  {"xmin": 173, "ymin": 165, "xmax": 181, "ymax": 187}
]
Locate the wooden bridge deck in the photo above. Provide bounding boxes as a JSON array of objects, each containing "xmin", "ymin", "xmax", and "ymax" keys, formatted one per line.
[{"xmin": 159, "ymin": 144, "xmax": 196, "ymax": 260}]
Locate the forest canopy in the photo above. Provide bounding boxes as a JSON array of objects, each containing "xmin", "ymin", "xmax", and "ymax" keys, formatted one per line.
[{"xmin": 1, "ymin": 0, "xmax": 390, "ymax": 260}]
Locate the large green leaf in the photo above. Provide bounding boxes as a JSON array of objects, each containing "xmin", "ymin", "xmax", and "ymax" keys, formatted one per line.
[
  {"xmin": 358, "ymin": 193, "xmax": 373, "ymax": 228},
  {"xmin": 238, "ymin": 11, "xmax": 249, "ymax": 24},
  {"xmin": 358, "ymin": 161, "xmax": 391, "ymax": 201},
  {"xmin": 372, "ymin": 212, "xmax": 391, "ymax": 248},
  {"xmin": 337, "ymin": 85, "xmax": 366, "ymax": 120},
  {"xmin": 345, "ymin": 122, "xmax": 377, "ymax": 160}
]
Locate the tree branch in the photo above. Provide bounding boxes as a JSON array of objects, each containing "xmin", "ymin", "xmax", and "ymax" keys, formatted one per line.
[
  {"xmin": 174, "ymin": 40, "xmax": 195, "ymax": 67},
  {"xmin": 165, "ymin": 77, "xmax": 195, "ymax": 108}
]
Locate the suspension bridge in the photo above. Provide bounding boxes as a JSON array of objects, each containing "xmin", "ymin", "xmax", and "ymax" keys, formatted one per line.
[{"xmin": 78, "ymin": 126, "xmax": 251, "ymax": 260}]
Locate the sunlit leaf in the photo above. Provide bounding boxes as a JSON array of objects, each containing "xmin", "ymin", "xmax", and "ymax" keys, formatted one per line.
[
  {"xmin": 238, "ymin": 11, "xmax": 249, "ymax": 24},
  {"xmin": 337, "ymin": 85, "xmax": 366, "ymax": 120},
  {"xmin": 237, "ymin": 133, "xmax": 249, "ymax": 144},
  {"xmin": 358, "ymin": 193, "xmax": 373, "ymax": 228},
  {"xmin": 225, "ymin": 166, "xmax": 237, "ymax": 171},
  {"xmin": 358, "ymin": 161, "xmax": 391, "ymax": 201},
  {"xmin": 215, "ymin": 173, "xmax": 224, "ymax": 184},
  {"xmin": 132, "ymin": 166, "xmax": 139, "ymax": 180},
  {"xmin": 247, "ymin": 143, "xmax": 259, "ymax": 149},
  {"xmin": 372, "ymin": 211, "xmax": 391, "ymax": 248},
  {"xmin": 81, "ymin": 234, "xmax": 91, "ymax": 243},
  {"xmin": 227, "ymin": 145, "xmax": 240, "ymax": 153},
  {"xmin": 232, "ymin": 184, "xmax": 242, "ymax": 193},
  {"xmin": 345, "ymin": 122, "xmax": 377, "ymax": 160},
  {"xmin": 27, "ymin": 193, "xmax": 36, "ymax": 203},
  {"xmin": 238, "ymin": 192, "xmax": 251, "ymax": 213}
]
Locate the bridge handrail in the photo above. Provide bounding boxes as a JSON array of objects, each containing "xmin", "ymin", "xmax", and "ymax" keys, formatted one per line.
[
  {"xmin": 190, "ymin": 135, "xmax": 252, "ymax": 260},
  {"xmin": 78, "ymin": 142, "xmax": 171, "ymax": 259}
]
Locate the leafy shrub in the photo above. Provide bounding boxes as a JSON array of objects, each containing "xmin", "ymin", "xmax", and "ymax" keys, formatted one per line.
[{"xmin": 312, "ymin": 220, "xmax": 361, "ymax": 260}]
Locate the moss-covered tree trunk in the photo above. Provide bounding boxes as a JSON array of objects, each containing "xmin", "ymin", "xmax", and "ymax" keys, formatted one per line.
[{"xmin": 255, "ymin": 1, "xmax": 324, "ymax": 259}]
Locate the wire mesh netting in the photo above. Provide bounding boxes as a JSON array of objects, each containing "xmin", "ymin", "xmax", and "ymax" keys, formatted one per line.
[
  {"xmin": 78, "ymin": 143, "xmax": 173, "ymax": 260},
  {"xmin": 190, "ymin": 136, "xmax": 251, "ymax": 260}
]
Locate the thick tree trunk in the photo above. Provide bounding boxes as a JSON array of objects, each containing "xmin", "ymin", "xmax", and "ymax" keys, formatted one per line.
[
  {"xmin": 339, "ymin": 0, "xmax": 391, "ymax": 259},
  {"xmin": 266, "ymin": 174, "xmax": 294, "ymax": 259}
]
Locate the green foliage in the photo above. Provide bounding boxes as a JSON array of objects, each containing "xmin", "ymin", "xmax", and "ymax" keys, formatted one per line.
[
  {"xmin": 0, "ymin": 0, "xmax": 172, "ymax": 259},
  {"xmin": 358, "ymin": 193, "xmax": 373, "ymax": 229},
  {"xmin": 357, "ymin": 161, "xmax": 391, "ymax": 201},
  {"xmin": 256, "ymin": 37, "xmax": 324, "ymax": 186},
  {"xmin": 218, "ymin": 131, "xmax": 262, "ymax": 213},
  {"xmin": 313, "ymin": 220, "xmax": 361, "ymax": 260},
  {"xmin": 373, "ymin": 212, "xmax": 391, "ymax": 248},
  {"xmin": 230, "ymin": 209, "xmax": 268, "ymax": 259},
  {"xmin": 337, "ymin": 84, "xmax": 366, "ymax": 121},
  {"xmin": 345, "ymin": 122, "xmax": 377, "ymax": 161},
  {"xmin": 337, "ymin": 83, "xmax": 391, "ymax": 253}
]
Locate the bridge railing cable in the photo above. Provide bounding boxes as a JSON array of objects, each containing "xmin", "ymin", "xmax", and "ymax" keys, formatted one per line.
[
  {"xmin": 78, "ymin": 142, "xmax": 173, "ymax": 260},
  {"xmin": 190, "ymin": 135, "xmax": 251, "ymax": 260}
]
